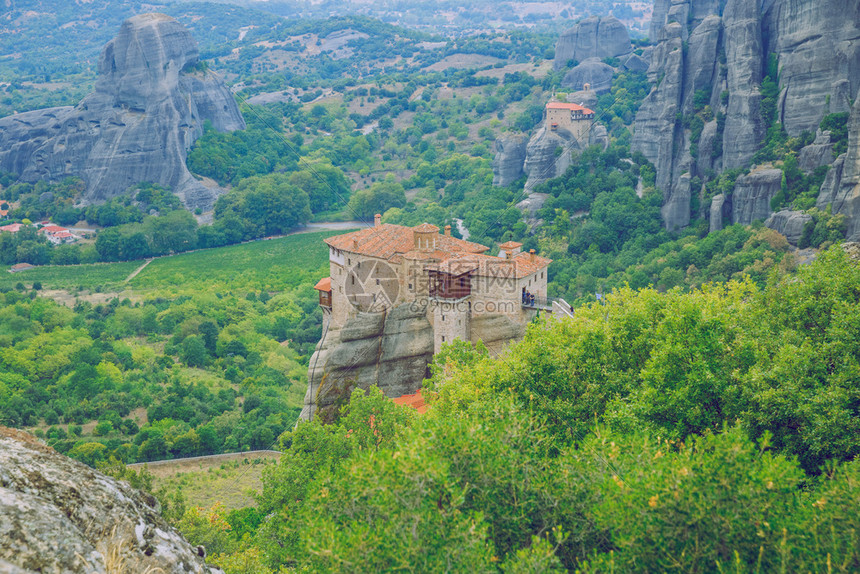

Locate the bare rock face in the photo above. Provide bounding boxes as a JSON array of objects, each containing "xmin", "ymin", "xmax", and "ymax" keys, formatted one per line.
[
  {"xmin": 816, "ymin": 94, "xmax": 860, "ymax": 240},
  {"xmin": 731, "ymin": 168, "xmax": 782, "ymax": 225},
  {"xmin": 633, "ymin": 0, "xmax": 859, "ymax": 232},
  {"xmin": 301, "ymin": 304, "xmax": 434, "ymax": 422},
  {"xmin": 554, "ymin": 16, "xmax": 632, "ymax": 70},
  {"xmin": 762, "ymin": 0, "xmax": 860, "ymax": 136},
  {"xmin": 523, "ymin": 125, "xmax": 577, "ymax": 191},
  {"xmin": 492, "ymin": 134, "xmax": 529, "ymax": 187},
  {"xmin": 709, "ymin": 193, "xmax": 727, "ymax": 233},
  {"xmin": 561, "ymin": 59, "xmax": 615, "ymax": 93},
  {"xmin": 0, "ymin": 14, "xmax": 244, "ymax": 211},
  {"xmin": 798, "ymin": 131, "xmax": 835, "ymax": 173},
  {"xmin": 0, "ymin": 426, "xmax": 222, "ymax": 574},
  {"xmin": 765, "ymin": 210, "xmax": 813, "ymax": 245}
]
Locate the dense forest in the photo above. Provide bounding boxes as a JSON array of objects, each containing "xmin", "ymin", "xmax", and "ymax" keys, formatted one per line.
[{"xmin": 102, "ymin": 246, "xmax": 860, "ymax": 572}]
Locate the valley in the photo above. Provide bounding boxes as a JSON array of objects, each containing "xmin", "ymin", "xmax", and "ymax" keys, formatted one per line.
[{"xmin": 2, "ymin": 0, "xmax": 860, "ymax": 572}]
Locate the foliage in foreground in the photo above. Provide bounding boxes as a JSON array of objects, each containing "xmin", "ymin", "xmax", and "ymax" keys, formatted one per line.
[{"xmin": 177, "ymin": 246, "xmax": 860, "ymax": 573}]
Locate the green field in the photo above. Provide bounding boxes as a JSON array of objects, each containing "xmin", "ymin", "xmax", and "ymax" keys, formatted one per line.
[
  {"xmin": 141, "ymin": 454, "xmax": 281, "ymax": 510},
  {"xmin": 0, "ymin": 230, "xmax": 345, "ymax": 295},
  {"xmin": 0, "ymin": 260, "xmax": 140, "ymax": 291},
  {"xmin": 131, "ymin": 230, "xmax": 341, "ymax": 295}
]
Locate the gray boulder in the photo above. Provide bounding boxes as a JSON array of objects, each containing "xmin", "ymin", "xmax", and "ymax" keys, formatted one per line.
[
  {"xmin": 567, "ymin": 89, "xmax": 599, "ymax": 111},
  {"xmin": 561, "ymin": 59, "xmax": 615, "ymax": 93},
  {"xmin": 765, "ymin": 210, "xmax": 813, "ymax": 245},
  {"xmin": 0, "ymin": 14, "xmax": 245, "ymax": 211},
  {"xmin": 621, "ymin": 53, "xmax": 649, "ymax": 73},
  {"xmin": 554, "ymin": 16, "xmax": 631, "ymax": 70},
  {"xmin": 798, "ymin": 130, "xmax": 835, "ymax": 173},
  {"xmin": 0, "ymin": 426, "xmax": 222, "ymax": 574},
  {"xmin": 523, "ymin": 125, "xmax": 576, "ymax": 190},
  {"xmin": 732, "ymin": 169, "xmax": 782, "ymax": 225},
  {"xmin": 492, "ymin": 134, "xmax": 528, "ymax": 187}
]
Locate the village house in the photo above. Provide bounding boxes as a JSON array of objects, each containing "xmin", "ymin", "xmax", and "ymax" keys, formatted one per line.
[
  {"xmin": 38, "ymin": 225, "xmax": 79, "ymax": 245},
  {"xmin": 314, "ymin": 215, "xmax": 555, "ymax": 354}
]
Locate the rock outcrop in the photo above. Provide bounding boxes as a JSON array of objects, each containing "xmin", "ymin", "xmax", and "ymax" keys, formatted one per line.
[
  {"xmin": 492, "ymin": 134, "xmax": 529, "ymax": 187},
  {"xmin": 765, "ymin": 210, "xmax": 813, "ymax": 245},
  {"xmin": 816, "ymin": 93, "xmax": 860, "ymax": 240},
  {"xmin": 523, "ymin": 126, "xmax": 576, "ymax": 191},
  {"xmin": 731, "ymin": 168, "xmax": 782, "ymax": 226},
  {"xmin": 561, "ymin": 59, "xmax": 615, "ymax": 93},
  {"xmin": 798, "ymin": 131, "xmax": 835, "ymax": 173},
  {"xmin": 554, "ymin": 16, "xmax": 632, "ymax": 70},
  {"xmin": 301, "ymin": 304, "xmax": 435, "ymax": 422},
  {"xmin": 634, "ymin": 0, "xmax": 860, "ymax": 232},
  {"xmin": 0, "ymin": 14, "xmax": 244, "ymax": 211},
  {"xmin": 0, "ymin": 426, "xmax": 222, "ymax": 574}
]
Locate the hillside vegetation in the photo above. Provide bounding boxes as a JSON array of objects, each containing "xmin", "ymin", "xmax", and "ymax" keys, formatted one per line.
[
  {"xmin": 0, "ymin": 231, "xmax": 336, "ymax": 469},
  {"xmin": 136, "ymin": 245, "xmax": 860, "ymax": 573}
]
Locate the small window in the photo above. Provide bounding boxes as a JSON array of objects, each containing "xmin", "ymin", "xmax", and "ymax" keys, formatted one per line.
[
  {"xmin": 351, "ymin": 276, "xmax": 355, "ymax": 285},
  {"xmin": 348, "ymin": 258, "xmax": 351, "ymax": 265},
  {"xmin": 376, "ymin": 279, "xmax": 380, "ymax": 285},
  {"xmin": 441, "ymin": 315, "xmax": 445, "ymax": 321},
  {"xmin": 541, "ymin": 272, "xmax": 544, "ymax": 279},
  {"xmin": 442, "ymin": 336, "xmax": 446, "ymax": 342},
  {"xmin": 409, "ymin": 283, "xmax": 413, "ymax": 290}
]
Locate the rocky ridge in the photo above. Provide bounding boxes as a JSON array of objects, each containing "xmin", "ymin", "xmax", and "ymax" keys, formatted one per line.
[
  {"xmin": 0, "ymin": 14, "xmax": 245, "ymax": 211},
  {"xmin": 635, "ymin": 0, "xmax": 860, "ymax": 233},
  {"xmin": 0, "ymin": 426, "xmax": 222, "ymax": 574}
]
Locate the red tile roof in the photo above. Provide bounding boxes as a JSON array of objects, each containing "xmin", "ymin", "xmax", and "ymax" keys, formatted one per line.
[
  {"xmin": 0, "ymin": 223, "xmax": 23, "ymax": 233},
  {"xmin": 325, "ymin": 223, "xmax": 489, "ymax": 260},
  {"xmin": 499, "ymin": 241, "xmax": 523, "ymax": 249},
  {"xmin": 39, "ymin": 225, "xmax": 66, "ymax": 233},
  {"xmin": 546, "ymin": 102, "xmax": 595, "ymax": 114},
  {"xmin": 392, "ymin": 389, "xmax": 428, "ymax": 414},
  {"xmin": 314, "ymin": 277, "xmax": 332, "ymax": 292}
]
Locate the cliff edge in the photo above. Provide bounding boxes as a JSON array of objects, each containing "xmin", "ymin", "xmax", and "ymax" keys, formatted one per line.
[{"xmin": 0, "ymin": 426, "xmax": 223, "ymax": 573}]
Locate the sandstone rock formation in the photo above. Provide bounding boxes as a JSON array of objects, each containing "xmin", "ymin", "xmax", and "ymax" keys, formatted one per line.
[
  {"xmin": 635, "ymin": 0, "xmax": 860, "ymax": 231},
  {"xmin": 523, "ymin": 126, "xmax": 576, "ymax": 190},
  {"xmin": 561, "ymin": 59, "xmax": 615, "ymax": 93},
  {"xmin": 765, "ymin": 210, "xmax": 813, "ymax": 245},
  {"xmin": 0, "ymin": 426, "xmax": 222, "ymax": 574},
  {"xmin": 731, "ymin": 168, "xmax": 782, "ymax": 226},
  {"xmin": 798, "ymin": 131, "xmax": 835, "ymax": 173},
  {"xmin": 0, "ymin": 14, "xmax": 244, "ymax": 211},
  {"xmin": 301, "ymin": 303, "xmax": 525, "ymax": 421},
  {"xmin": 492, "ymin": 134, "xmax": 529, "ymax": 186},
  {"xmin": 301, "ymin": 304, "xmax": 435, "ymax": 422},
  {"xmin": 815, "ymin": 93, "xmax": 860, "ymax": 240},
  {"xmin": 554, "ymin": 16, "xmax": 632, "ymax": 70}
]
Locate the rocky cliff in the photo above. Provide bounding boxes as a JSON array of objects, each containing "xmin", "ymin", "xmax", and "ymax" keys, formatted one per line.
[
  {"xmin": 0, "ymin": 426, "xmax": 222, "ymax": 574},
  {"xmin": 554, "ymin": 16, "xmax": 632, "ymax": 70},
  {"xmin": 300, "ymin": 303, "xmax": 526, "ymax": 422},
  {"xmin": 0, "ymin": 14, "xmax": 245, "ymax": 211},
  {"xmin": 635, "ymin": 0, "xmax": 860, "ymax": 231},
  {"xmin": 492, "ymin": 134, "xmax": 529, "ymax": 187},
  {"xmin": 301, "ymin": 304, "xmax": 435, "ymax": 422},
  {"xmin": 816, "ymin": 93, "xmax": 860, "ymax": 240}
]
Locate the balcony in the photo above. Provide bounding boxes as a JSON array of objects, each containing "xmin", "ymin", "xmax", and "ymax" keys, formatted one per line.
[{"xmin": 521, "ymin": 295, "xmax": 558, "ymax": 311}]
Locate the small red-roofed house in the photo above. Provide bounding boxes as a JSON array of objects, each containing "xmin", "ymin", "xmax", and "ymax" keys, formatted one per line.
[{"xmin": 392, "ymin": 389, "xmax": 428, "ymax": 414}]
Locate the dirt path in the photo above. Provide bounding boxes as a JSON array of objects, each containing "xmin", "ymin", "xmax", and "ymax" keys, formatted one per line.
[{"xmin": 125, "ymin": 258, "xmax": 154, "ymax": 283}]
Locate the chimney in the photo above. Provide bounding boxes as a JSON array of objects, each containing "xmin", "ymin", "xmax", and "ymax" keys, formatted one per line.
[
  {"xmin": 444, "ymin": 225, "xmax": 451, "ymax": 237},
  {"xmin": 529, "ymin": 249, "xmax": 536, "ymax": 262},
  {"xmin": 584, "ymin": 82, "xmax": 591, "ymax": 92},
  {"xmin": 353, "ymin": 239, "xmax": 359, "ymax": 250},
  {"xmin": 374, "ymin": 213, "xmax": 381, "ymax": 227}
]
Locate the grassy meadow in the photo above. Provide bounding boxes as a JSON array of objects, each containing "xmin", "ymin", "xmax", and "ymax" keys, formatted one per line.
[{"xmin": 0, "ymin": 229, "xmax": 344, "ymax": 296}]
